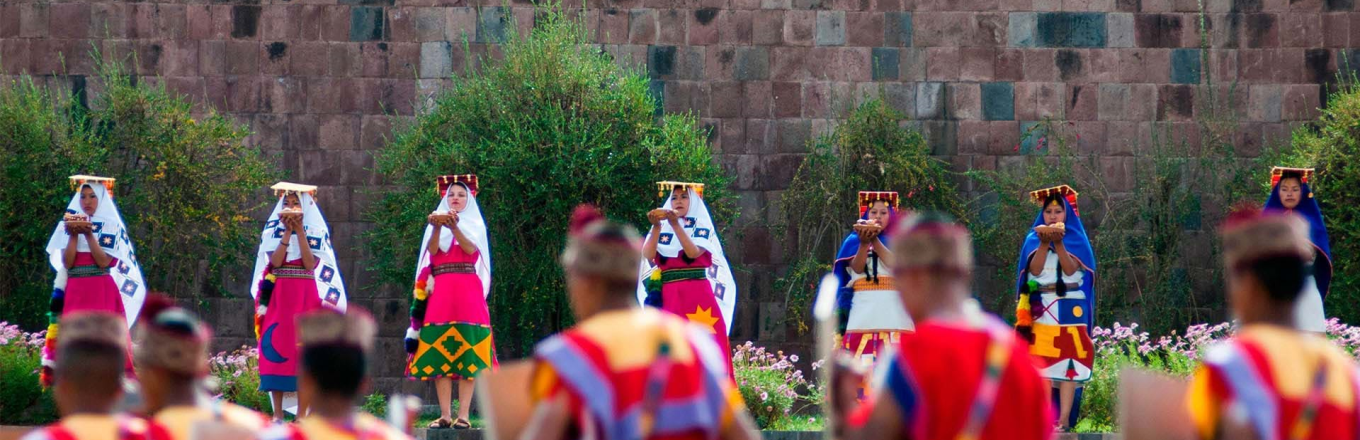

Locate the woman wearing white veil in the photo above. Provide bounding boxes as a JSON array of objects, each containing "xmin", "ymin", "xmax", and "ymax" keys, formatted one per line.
[
  {"xmin": 249, "ymin": 182, "xmax": 347, "ymax": 422},
  {"xmin": 638, "ymin": 181, "xmax": 737, "ymax": 375},
  {"xmin": 41, "ymin": 175, "xmax": 145, "ymax": 386},
  {"xmin": 403, "ymin": 175, "xmax": 495, "ymax": 430}
]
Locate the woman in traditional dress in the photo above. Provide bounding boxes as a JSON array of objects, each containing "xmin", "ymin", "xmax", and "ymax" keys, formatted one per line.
[
  {"xmin": 41, "ymin": 175, "xmax": 146, "ymax": 386},
  {"xmin": 832, "ymin": 191, "xmax": 914, "ymax": 399},
  {"xmin": 250, "ymin": 182, "xmax": 348, "ymax": 422},
  {"xmin": 404, "ymin": 175, "xmax": 495, "ymax": 430},
  {"xmin": 638, "ymin": 181, "xmax": 737, "ymax": 374},
  {"xmin": 1012, "ymin": 185, "xmax": 1096, "ymax": 432},
  {"xmin": 1263, "ymin": 167, "xmax": 1331, "ymax": 332}
]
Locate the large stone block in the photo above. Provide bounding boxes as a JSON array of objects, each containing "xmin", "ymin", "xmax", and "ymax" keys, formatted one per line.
[
  {"xmin": 50, "ymin": 3, "xmax": 91, "ymax": 40},
  {"xmin": 1170, "ymin": 48, "xmax": 1201, "ymax": 83},
  {"xmin": 1066, "ymin": 83, "xmax": 1099, "ymax": 120},
  {"xmin": 734, "ymin": 46, "xmax": 769, "ymax": 80},
  {"xmin": 350, "ymin": 6, "xmax": 384, "ymax": 42},
  {"xmin": 847, "ymin": 12, "xmax": 885, "ymax": 47},
  {"xmin": 926, "ymin": 46, "xmax": 960, "ymax": 80},
  {"xmin": 949, "ymin": 83, "xmax": 982, "ymax": 120},
  {"xmin": 871, "ymin": 47, "xmax": 900, "ymax": 80},
  {"xmin": 1157, "ymin": 84, "xmax": 1195, "ymax": 121},
  {"xmin": 720, "ymin": 10, "xmax": 753, "ymax": 44},
  {"xmin": 1036, "ymin": 12, "xmax": 1107, "ymax": 47},
  {"xmin": 960, "ymin": 47, "xmax": 995, "ymax": 81},
  {"xmin": 885, "ymin": 12, "xmax": 913, "ymax": 47},
  {"xmin": 982, "ymin": 82, "xmax": 1015, "ymax": 121},
  {"xmin": 1009, "ymin": 12, "xmax": 1038, "ymax": 47},
  {"xmin": 419, "ymin": 41, "xmax": 452, "ymax": 78},
  {"xmin": 784, "ymin": 10, "xmax": 815, "ymax": 46},
  {"xmin": 772, "ymin": 81, "xmax": 803, "ymax": 118},
  {"xmin": 476, "ymin": 6, "xmax": 510, "ymax": 43},
  {"xmin": 1248, "ymin": 84, "xmax": 1283, "ymax": 122},
  {"xmin": 916, "ymin": 81, "xmax": 945, "ymax": 119},
  {"xmin": 815, "ymin": 11, "xmax": 846, "ymax": 46}
]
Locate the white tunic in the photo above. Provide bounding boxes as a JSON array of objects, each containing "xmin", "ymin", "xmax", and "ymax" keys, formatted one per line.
[
  {"xmin": 844, "ymin": 263, "xmax": 914, "ymax": 332},
  {"xmin": 1029, "ymin": 251, "xmax": 1086, "ymax": 326},
  {"xmin": 1294, "ymin": 273, "xmax": 1327, "ymax": 333}
]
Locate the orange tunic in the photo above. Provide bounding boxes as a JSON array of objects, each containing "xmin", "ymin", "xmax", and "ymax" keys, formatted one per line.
[
  {"xmin": 259, "ymin": 414, "xmax": 409, "ymax": 440},
  {"xmin": 1186, "ymin": 325, "xmax": 1358, "ymax": 440},
  {"xmin": 152, "ymin": 403, "xmax": 269, "ymax": 440},
  {"xmin": 529, "ymin": 309, "xmax": 744, "ymax": 440}
]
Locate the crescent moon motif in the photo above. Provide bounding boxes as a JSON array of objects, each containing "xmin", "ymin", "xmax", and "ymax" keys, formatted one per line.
[{"xmin": 260, "ymin": 323, "xmax": 289, "ymax": 364}]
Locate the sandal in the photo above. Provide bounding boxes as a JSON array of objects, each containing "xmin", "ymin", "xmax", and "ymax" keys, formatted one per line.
[
  {"xmin": 452, "ymin": 419, "xmax": 471, "ymax": 430},
  {"xmin": 428, "ymin": 418, "xmax": 452, "ymax": 429}
]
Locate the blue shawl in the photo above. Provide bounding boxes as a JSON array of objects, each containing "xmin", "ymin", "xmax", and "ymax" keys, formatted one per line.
[
  {"xmin": 1014, "ymin": 196, "xmax": 1097, "ymax": 328},
  {"xmin": 1265, "ymin": 179, "xmax": 1333, "ymax": 298}
]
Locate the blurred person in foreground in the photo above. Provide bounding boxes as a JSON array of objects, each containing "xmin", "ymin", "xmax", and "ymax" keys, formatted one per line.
[
  {"xmin": 260, "ymin": 309, "xmax": 411, "ymax": 440},
  {"xmin": 1184, "ymin": 206, "xmax": 1357, "ymax": 440},
  {"xmin": 22, "ymin": 312, "xmax": 166, "ymax": 440},
  {"xmin": 517, "ymin": 205, "xmax": 760, "ymax": 440},
  {"xmin": 831, "ymin": 212, "xmax": 1053, "ymax": 440},
  {"xmin": 134, "ymin": 294, "xmax": 269, "ymax": 440}
]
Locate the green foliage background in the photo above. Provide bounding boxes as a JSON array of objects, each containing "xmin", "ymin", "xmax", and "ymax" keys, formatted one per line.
[
  {"xmin": 774, "ymin": 98, "xmax": 964, "ymax": 331},
  {"xmin": 1260, "ymin": 76, "xmax": 1360, "ymax": 325},
  {"xmin": 365, "ymin": 9, "xmax": 732, "ymax": 356},
  {"xmin": 0, "ymin": 56, "xmax": 273, "ymax": 330}
]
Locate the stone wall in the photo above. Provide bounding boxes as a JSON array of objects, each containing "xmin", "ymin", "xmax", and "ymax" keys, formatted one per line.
[{"xmin": 2, "ymin": 0, "xmax": 1339, "ymax": 395}]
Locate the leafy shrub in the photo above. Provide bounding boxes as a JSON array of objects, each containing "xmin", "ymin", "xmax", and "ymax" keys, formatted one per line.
[
  {"xmin": 366, "ymin": 8, "xmax": 730, "ymax": 355},
  {"xmin": 775, "ymin": 98, "xmax": 965, "ymax": 332},
  {"xmin": 0, "ymin": 77, "xmax": 103, "ymax": 329},
  {"xmin": 731, "ymin": 341, "xmax": 822, "ymax": 429},
  {"xmin": 0, "ymin": 322, "xmax": 57, "ymax": 424},
  {"xmin": 0, "ymin": 55, "xmax": 273, "ymax": 330},
  {"xmin": 208, "ymin": 346, "xmax": 271, "ymax": 413},
  {"xmin": 360, "ymin": 392, "xmax": 387, "ymax": 419},
  {"xmin": 89, "ymin": 59, "xmax": 274, "ymax": 299},
  {"xmin": 1265, "ymin": 79, "xmax": 1360, "ymax": 324}
]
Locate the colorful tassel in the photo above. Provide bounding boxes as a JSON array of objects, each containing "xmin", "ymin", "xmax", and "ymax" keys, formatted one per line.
[{"xmin": 1015, "ymin": 293, "xmax": 1033, "ymax": 327}]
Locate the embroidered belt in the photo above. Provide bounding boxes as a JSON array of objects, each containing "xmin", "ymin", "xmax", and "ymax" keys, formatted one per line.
[
  {"xmin": 661, "ymin": 268, "xmax": 707, "ymax": 283},
  {"xmin": 1037, "ymin": 282, "xmax": 1081, "ymax": 292},
  {"xmin": 273, "ymin": 267, "xmax": 314, "ymax": 279},
  {"xmin": 432, "ymin": 263, "xmax": 476, "ymax": 276},
  {"xmin": 68, "ymin": 265, "xmax": 109, "ymax": 278}
]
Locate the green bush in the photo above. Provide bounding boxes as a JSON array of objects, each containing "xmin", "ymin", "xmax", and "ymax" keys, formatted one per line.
[
  {"xmin": 360, "ymin": 392, "xmax": 388, "ymax": 419},
  {"xmin": 0, "ymin": 77, "xmax": 103, "ymax": 330},
  {"xmin": 1265, "ymin": 78, "xmax": 1360, "ymax": 324},
  {"xmin": 208, "ymin": 346, "xmax": 271, "ymax": 414},
  {"xmin": 0, "ymin": 55, "xmax": 273, "ymax": 330},
  {"xmin": 88, "ymin": 59, "xmax": 274, "ymax": 299},
  {"xmin": 0, "ymin": 323, "xmax": 57, "ymax": 424},
  {"xmin": 731, "ymin": 342, "xmax": 821, "ymax": 429},
  {"xmin": 774, "ymin": 98, "xmax": 965, "ymax": 332},
  {"xmin": 366, "ymin": 7, "xmax": 731, "ymax": 356}
]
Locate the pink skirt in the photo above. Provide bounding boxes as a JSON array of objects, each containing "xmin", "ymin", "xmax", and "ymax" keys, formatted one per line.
[
  {"xmin": 258, "ymin": 275, "xmax": 321, "ymax": 392},
  {"xmin": 63, "ymin": 255, "xmax": 134, "ymax": 374}
]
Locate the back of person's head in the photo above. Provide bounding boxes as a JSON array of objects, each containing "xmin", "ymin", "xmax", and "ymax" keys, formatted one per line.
[
  {"xmin": 298, "ymin": 309, "xmax": 376, "ymax": 398},
  {"xmin": 54, "ymin": 312, "xmax": 129, "ymax": 411},
  {"xmin": 134, "ymin": 294, "xmax": 212, "ymax": 381},
  {"xmin": 890, "ymin": 211, "xmax": 973, "ymax": 277},
  {"xmin": 562, "ymin": 204, "xmax": 644, "ymax": 295},
  {"xmin": 1220, "ymin": 204, "xmax": 1312, "ymax": 305}
]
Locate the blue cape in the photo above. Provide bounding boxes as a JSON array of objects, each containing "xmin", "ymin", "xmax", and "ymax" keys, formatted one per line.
[
  {"xmin": 833, "ymin": 207, "xmax": 896, "ymax": 326},
  {"xmin": 1014, "ymin": 196, "xmax": 1097, "ymax": 328},
  {"xmin": 1017, "ymin": 195, "xmax": 1097, "ymax": 427},
  {"xmin": 1264, "ymin": 179, "xmax": 1333, "ymax": 298}
]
